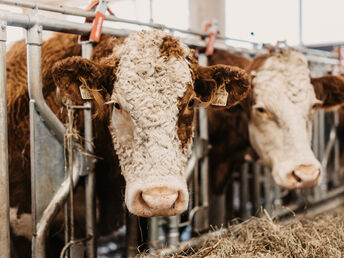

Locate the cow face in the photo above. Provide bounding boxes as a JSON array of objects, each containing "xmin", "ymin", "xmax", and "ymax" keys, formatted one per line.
[
  {"xmin": 248, "ymin": 50, "xmax": 344, "ymax": 189},
  {"xmin": 52, "ymin": 30, "xmax": 250, "ymax": 217}
]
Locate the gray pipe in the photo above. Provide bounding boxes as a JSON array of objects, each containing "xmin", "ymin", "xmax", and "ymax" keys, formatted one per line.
[
  {"xmin": 0, "ymin": 20, "xmax": 10, "ymax": 258},
  {"xmin": 81, "ymin": 43, "xmax": 96, "ymax": 258}
]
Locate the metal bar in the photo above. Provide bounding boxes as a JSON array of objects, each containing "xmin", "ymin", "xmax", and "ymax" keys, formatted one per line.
[
  {"xmin": 0, "ymin": 20, "xmax": 10, "ymax": 258},
  {"xmin": 252, "ymin": 163, "xmax": 261, "ymax": 215},
  {"xmin": 0, "ymin": 0, "xmax": 258, "ymax": 45},
  {"xmin": 81, "ymin": 43, "xmax": 96, "ymax": 258},
  {"xmin": 333, "ymin": 111, "xmax": 340, "ymax": 186},
  {"xmin": 29, "ymin": 100, "xmax": 38, "ymax": 256},
  {"xmin": 35, "ymin": 164, "xmax": 80, "ymax": 258},
  {"xmin": 299, "ymin": 0, "xmax": 303, "ymax": 46},
  {"xmin": 148, "ymin": 217, "xmax": 158, "ymax": 253},
  {"xmin": 263, "ymin": 167, "xmax": 272, "ymax": 215},
  {"xmin": 0, "ymin": 8, "xmax": 339, "ymax": 63},
  {"xmin": 126, "ymin": 215, "xmax": 138, "ymax": 258},
  {"xmin": 26, "ymin": 19, "xmax": 84, "ymax": 258},
  {"xmin": 168, "ymin": 216, "xmax": 180, "ymax": 248},
  {"xmin": 240, "ymin": 163, "xmax": 249, "ymax": 219},
  {"xmin": 318, "ymin": 110, "xmax": 327, "ymax": 197}
]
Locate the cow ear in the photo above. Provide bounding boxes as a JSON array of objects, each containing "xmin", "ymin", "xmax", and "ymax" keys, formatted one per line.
[
  {"xmin": 52, "ymin": 56, "xmax": 116, "ymax": 118},
  {"xmin": 193, "ymin": 64, "xmax": 251, "ymax": 109},
  {"xmin": 311, "ymin": 75, "xmax": 344, "ymax": 110}
]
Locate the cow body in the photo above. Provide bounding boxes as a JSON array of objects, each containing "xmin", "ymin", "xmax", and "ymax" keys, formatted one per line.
[{"xmin": 7, "ymin": 31, "xmax": 250, "ymax": 256}]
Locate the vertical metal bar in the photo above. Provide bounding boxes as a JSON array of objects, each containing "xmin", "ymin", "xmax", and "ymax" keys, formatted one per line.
[
  {"xmin": 148, "ymin": 217, "xmax": 158, "ymax": 253},
  {"xmin": 318, "ymin": 110, "xmax": 327, "ymax": 197},
  {"xmin": 157, "ymin": 217, "xmax": 166, "ymax": 247},
  {"xmin": 252, "ymin": 163, "xmax": 261, "ymax": 215},
  {"xmin": 0, "ymin": 20, "xmax": 10, "ymax": 258},
  {"xmin": 263, "ymin": 167, "xmax": 272, "ymax": 215},
  {"xmin": 81, "ymin": 43, "xmax": 96, "ymax": 258},
  {"xmin": 29, "ymin": 100, "xmax": 38, "ymax": 256},
  {"xmin": 197, "ymin": 53, "xmax": 209, "ymax": 230},
  {"xmin": 272, "ymin": 181, "xmax": 281, "ymax": 215},
  {"xmin": 299, "ymin": 0, "xmax": 303, "ymax": 46},
  {"xmin": 312, "ymin": 111, "xmax": 321, "ymax": 201},
  {"xmin": 26, "ymin": 22, "xmax": 44, "ymax": 258},
  {"xmin": 240, "ymin": 163, "xmax": 249, "ymax": 219},
  {"xmin": 126, "ymin": 215, "xmax": 138, "ymax": 258},
  {"xmin": 167, "ymin": 216, "xmax": 180, "ymax": 247},
  {"xmin": 333, "ymin": 110, "xmax": 340, "ymax": 186}
]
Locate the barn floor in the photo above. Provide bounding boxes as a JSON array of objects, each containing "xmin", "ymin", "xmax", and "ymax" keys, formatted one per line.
[{"xmin": 142, "ymin": 205, "xmax": 344, "ymax": 258}]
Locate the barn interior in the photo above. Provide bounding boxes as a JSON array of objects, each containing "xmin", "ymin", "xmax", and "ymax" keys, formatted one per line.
[{"xmin": 1, "ymin": 1, "xmax": 344, "ymax": 257}]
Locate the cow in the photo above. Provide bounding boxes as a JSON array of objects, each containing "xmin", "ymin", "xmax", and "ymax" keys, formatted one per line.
[
  {"xmin": 6, "ymin": 30, "xmax": 250, "ymax": 256},
  {"xmin": 208, "ymin": 49, "xmax": 344, "ymax": 197}
]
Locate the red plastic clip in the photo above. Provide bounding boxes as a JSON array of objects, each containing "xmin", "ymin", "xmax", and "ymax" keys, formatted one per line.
[
  {"xmin": 89, "ymin": 11, "xmax": 105, "ymax": 42},
  {"xmin": 203, "ymin": 20, "xmax": 219, "ymax": 56},
  {"xmin": 79, "ymin": 0, "xmax": 115, "ymax": 43}
]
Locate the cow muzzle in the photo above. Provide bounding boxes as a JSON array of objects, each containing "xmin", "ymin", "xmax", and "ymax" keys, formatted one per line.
[
  {"xmin": 286, "ymin": 164, "xmax": 321, "ymax": 189},
  {"xmin": 125, "ymin": 176, "xmax": 188, "ymax": 217}
]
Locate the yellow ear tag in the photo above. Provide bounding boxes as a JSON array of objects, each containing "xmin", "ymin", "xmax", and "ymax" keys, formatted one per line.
[
  {"xmin": 212, "ymin": 85, "xmax": 228, "ymax": 107},
  {"xmin": 79, "ymin": 85, "xmax": 93, "ymax": 100}
]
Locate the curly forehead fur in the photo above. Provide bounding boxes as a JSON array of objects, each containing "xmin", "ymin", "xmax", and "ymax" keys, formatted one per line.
[
  {"xmin": 109, "ymin": 30, "xmax": 194, "ymax": 182},
  {"xmin": 252, "ymin": 50, "xmax": 316, "ymax": 104}
]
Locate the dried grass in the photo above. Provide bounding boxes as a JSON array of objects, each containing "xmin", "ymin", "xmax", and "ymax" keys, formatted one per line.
[{"xmin": 142, "ymin": 207, "xmax": 344, "ymax": 258}]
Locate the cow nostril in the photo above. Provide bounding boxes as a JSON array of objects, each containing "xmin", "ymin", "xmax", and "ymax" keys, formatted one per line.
[
  {"xmin": 141, "ymin": 188, "xmax": 178, "ymax": 210},
  {"xmin": 291, "ymin": 170, "xmax": 302, "ymax": 183}
]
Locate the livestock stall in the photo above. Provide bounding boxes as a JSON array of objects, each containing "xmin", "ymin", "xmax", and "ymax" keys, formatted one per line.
[{"xmin": 0, "ymin": 1, "xmax": 343, "ymax": 257}]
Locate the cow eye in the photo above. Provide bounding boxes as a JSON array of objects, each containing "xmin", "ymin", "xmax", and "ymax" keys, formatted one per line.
[
  {"xmin": 114, "ymin": 102, "xmax": 121, "ymax": 110},
  {"xmin": 256, "ymin": 107, "xmax": 266, "ymax": 113},
  {"xmin": 188, "ymin": 99, "xmax": 195, "ymax": 108}
]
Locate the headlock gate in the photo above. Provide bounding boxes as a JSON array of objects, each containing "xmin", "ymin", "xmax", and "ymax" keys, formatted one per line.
[{"xmin": 0, "ymin": 1, "xmax": 342, "ymax": 257}]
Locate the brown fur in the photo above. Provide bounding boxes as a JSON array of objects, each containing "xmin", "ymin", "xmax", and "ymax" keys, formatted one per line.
[
  {"xmin": 159, "ymin": 35, "xmax": 185, "ymax": 60},
  {"xmin": 208, "ymin": 50, "xmax": 251, "ymax": 69},
  {"xmin": 193, "ymin": 64, "xmax": 251, "ymax": 108},
  {"xmin": 311, "ymin": 75, "xmax": 344, "ymax": 110},
  {"xmin": 177, "ymin": 84, "xmax": 196, "ymax": 151}
]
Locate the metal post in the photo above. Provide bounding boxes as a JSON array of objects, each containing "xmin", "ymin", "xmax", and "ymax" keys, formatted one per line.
[
  {"xmin": 26, "ymin": 22, "xmax": 43, "ymax": 258},
  {"xmin": 299, "ymin": 0, "xmax": 303, "ymax": 46},
  {"xmin": 148, "ymin": 217, "xmax": 158, "ymax": 253},
  {"xmin": 333, "ymin": 111, "xmax": 340, "ymax": 185},
  {"xmin": 240, "ymin": 163, "xmax": 249, "ymax": 219},
  {"xmin": 318, "ymin": 110, "xmax": 327, "ymax": 198},
  {"xmin": 194, "ymin": 54, "xmax": 209, "ymax": 231},
  {"xmin": 263, "ymin": 167, "xmax": 272, "ymax": 215},
  {"xmin": 126, "ymin": 215, "xmax": 138, "ymax": 258},
  {"xmin": 252, "ymin": 163, "xmax": 261, "ymax": 215},
  {"xmin": 81, "ymin": 43, "xmax": 96, "ymax": 258},
  {"xmin": 167, "ymin": 216, "xmax": 180, "ymax": 248},
  {"xmin": 0, "ymin": 20, "xmax": 10, "ymax": 258},
  {"xmin": 27, "ymin": 21, "xmax": 82, "ymax": 258}
]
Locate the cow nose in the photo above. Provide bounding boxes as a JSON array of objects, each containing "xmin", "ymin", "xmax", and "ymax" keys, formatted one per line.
[
  {"xmin": 141, "ymin": 187, "xmax": 179, "ymax": 210},
  {"xmin": 288, "ymin": 165, "xmax": 320, "ymax": 188}
]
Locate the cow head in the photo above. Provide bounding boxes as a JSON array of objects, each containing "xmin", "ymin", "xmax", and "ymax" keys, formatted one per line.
[
  {"xmin": 52, "ymin": 30, "xmax": 250, "ymax": 217},
  {"xmin": 247, "ymin": 50, "xmax": 344, "ymax": 189}
]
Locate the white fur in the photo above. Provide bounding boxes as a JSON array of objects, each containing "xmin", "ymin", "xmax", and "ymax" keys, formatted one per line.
[
  {"xmin": 108, "ymin": 30, "xmax": 193, "ymax": 214},
  {"xmin": 249, "ymin": 50, "xmax": 321, "ymax": 188}
]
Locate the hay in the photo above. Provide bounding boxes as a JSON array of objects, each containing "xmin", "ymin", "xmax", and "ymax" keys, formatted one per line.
[{"xmin": 143, "ymin": 207, "xmax": 344, "ymax": 257}]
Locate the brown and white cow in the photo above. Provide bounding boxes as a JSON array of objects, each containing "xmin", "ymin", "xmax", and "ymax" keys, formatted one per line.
[
  {"xmin": 208, "ymin": 49, "xmax": 344, "ymax": 194},
  {"xmin": 7, "ymin": 30, "xmax": 250, "ymax": 256}
]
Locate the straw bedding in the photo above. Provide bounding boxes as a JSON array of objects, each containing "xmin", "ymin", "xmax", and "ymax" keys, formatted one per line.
[{"xmin": 142, "ymin": 206, "xmax": 344, "ymax": 257}]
